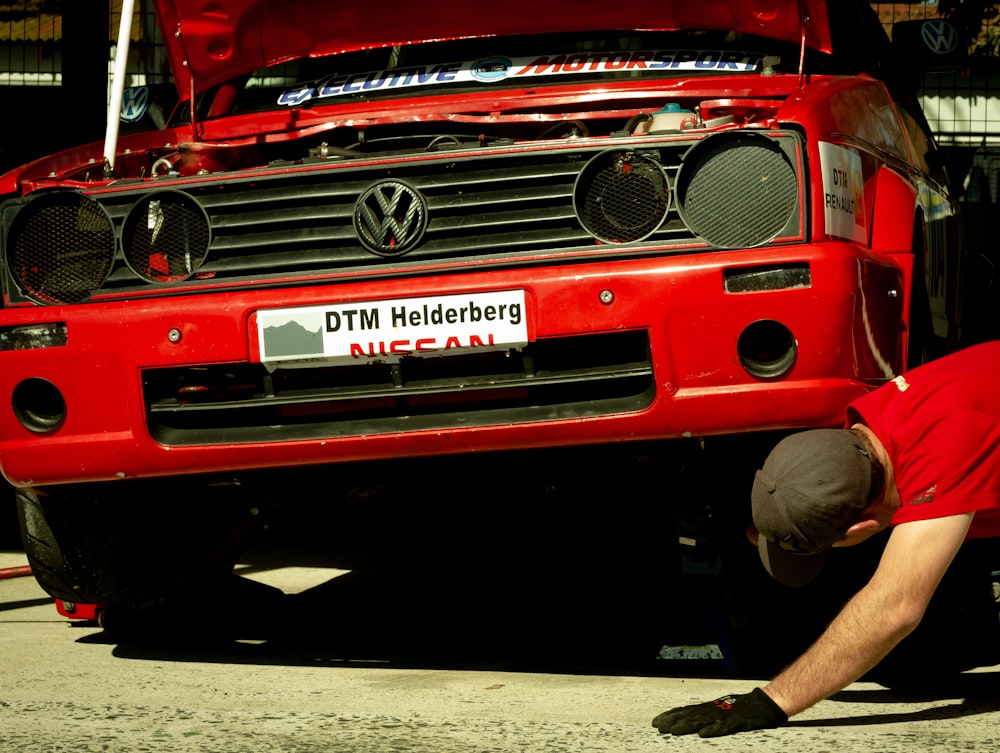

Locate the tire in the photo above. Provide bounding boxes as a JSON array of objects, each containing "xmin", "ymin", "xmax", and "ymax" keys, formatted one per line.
[{"xmin": 16, "ymin": 478, "xmax": 262, "ymax": 607}]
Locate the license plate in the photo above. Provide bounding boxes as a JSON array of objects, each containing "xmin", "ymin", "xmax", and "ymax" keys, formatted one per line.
[{"xmin": 255, "ymin": 290, "xmax": 529, "ymax": 366}]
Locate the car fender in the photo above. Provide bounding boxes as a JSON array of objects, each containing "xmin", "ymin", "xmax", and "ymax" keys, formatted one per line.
[{"xmin": 870, "ymin": 165, "xmax": 919, "ymax": 256}]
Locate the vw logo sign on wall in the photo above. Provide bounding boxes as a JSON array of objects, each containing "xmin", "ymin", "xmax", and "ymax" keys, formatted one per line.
[
  {"xmin": 920, "ymin": 20, "xmax": 960, "ymax": 56},
  {"xmin": 120, "ymin": 86, "xmax": 150, "ymax": 123},
  {"xmin": 353, "ymin": 180, "xmax": 428, "ymax": 256}
]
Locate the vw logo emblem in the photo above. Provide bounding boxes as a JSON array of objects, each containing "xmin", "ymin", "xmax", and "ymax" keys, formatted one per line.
[{"xmin": 353, "ymin": 180, "xmax": 428, "ymax": 256}]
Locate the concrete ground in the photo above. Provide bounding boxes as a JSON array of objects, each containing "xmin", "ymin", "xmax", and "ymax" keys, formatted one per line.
[{"xmin": 3, "ymin": 547, "xmax": 1000, "ymax": 753}]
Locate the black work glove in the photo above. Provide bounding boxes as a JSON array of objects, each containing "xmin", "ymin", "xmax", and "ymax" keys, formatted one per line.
[{"xmin": 652, "ymin": 688, "xmax": 787, "ymax": 738}]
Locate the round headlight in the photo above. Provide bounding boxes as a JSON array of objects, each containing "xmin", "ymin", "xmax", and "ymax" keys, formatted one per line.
[
  {"xmin": 574, "ymin": 150, "xmax": 670, "ymax": 243},
  {"xmin": 7, "ymin": 192, "xmax": 116, "ymax": 304},
  {"xmin": 122, "ymin": 191, "xmax": 211, "ymax": 283},
  {"xmin": 675, "ymin": 133, "xmax": 797, "ymax": 249}
]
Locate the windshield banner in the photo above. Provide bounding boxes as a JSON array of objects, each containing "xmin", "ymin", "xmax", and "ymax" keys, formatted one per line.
[{"xmin": 277, "ymin": 50, "xmax": 763, "ymax": 106}]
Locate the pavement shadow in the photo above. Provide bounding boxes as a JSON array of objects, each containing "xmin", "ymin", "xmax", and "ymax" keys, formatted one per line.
[
  {"xmin": 87, "ymin": 442, "xmax": 725, "ymax": 673},
  {"xmin": 55, "ymin": 440, "xmax": 997, "ymax": 691},
  {"xmin": 96, "ymin": 548, "xmax": 678, "ymax": 675},
  {"xmin": 0, "ymin": 596, "xmax": 56, "ymax": 613},
  {"xmin": 788, "ymin": 673, "xmax": 1000, "ymax": 728}
]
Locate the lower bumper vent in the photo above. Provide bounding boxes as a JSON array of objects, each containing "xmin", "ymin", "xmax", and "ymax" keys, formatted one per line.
[{"xmin": 143, "ymin": 330, "xmax": 654, "ymax": 445}]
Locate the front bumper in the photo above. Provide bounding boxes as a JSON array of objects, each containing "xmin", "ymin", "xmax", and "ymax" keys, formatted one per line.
[{"xmin": 0, "ymin": 243, "xmax": 903, "ymax": 486}]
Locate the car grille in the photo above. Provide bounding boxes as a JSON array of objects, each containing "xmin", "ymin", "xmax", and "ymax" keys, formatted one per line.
[
  {"xmin": 1, "ymin": 131, "xmax": 803, "ymax": 304},
  {"xmin": 108, "ymin": 146, "xmax": 688, "ymax": 288},
  {"xmin": 143, "ymin": 330, "xmax": 655, "ymax": 445}
]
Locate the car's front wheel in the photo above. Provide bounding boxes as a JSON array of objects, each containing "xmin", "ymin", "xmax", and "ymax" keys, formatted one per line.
[{"xmin": 16, "ymin": 478, "xmax": 262, "ymax": 608}]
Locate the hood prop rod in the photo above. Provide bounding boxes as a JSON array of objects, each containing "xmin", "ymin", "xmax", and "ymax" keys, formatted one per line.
[
  {"xmin": 103, "ymin": 0, "xmax": 136, "ymax": 177},
  {"xmin": 797, "ymin": 0, "xmax": 808, "ymax": 88}
]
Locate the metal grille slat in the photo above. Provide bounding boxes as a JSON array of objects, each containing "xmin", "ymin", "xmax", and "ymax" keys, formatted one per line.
[{"xmin": 210, "ymin": 206, "xmax": 353, "ymax": 230}]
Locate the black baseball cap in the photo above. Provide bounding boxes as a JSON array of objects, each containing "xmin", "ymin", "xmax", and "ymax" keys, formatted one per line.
[{"xmin": 751, "ymin": 429, "xmax": 873, "ymax": 587}]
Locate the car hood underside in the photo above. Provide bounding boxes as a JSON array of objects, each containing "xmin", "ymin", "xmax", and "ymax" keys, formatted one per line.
[{"xmin": 153, "ymin": 0, "xmax": 832, "ymax": 97}]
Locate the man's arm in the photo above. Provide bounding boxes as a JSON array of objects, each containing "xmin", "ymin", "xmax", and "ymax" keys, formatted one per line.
[
  {"xmin": 653, "ymin": 512, "xmax": 974, "ymax": 737},
  {"xmin": 762, "ymin": 512, "xmax": 973, "ymax": 716}
]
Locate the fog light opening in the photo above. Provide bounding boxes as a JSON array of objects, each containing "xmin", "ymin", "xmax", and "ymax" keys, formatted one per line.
[
  {"xmin": 737, "ymin": 321, "xmax": 797, "ymax": 379},
  {"xmin": 12, "ymin": 378, "xmax": 67, "ymax": 434}
]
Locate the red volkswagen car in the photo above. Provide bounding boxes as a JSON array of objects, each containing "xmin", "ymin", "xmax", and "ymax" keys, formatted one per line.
[{"xmin": 1, "ymin": 1, "xmax": 967, "ymax": 609}]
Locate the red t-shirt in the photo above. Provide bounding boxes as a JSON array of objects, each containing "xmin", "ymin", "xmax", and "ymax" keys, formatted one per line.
[{"xmin": 847, "ymin": 341, "xmax": 1000, "ymax": 539}]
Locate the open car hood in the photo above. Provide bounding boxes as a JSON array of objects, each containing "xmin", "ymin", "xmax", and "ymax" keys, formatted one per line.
[{"xmin": 154, "ymin": 0, "xmax": 832, "ymax": 98}]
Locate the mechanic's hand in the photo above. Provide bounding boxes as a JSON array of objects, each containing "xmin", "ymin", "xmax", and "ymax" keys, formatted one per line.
[{"xmin": 651, "ymin": 688, "xmax": 787, "ymax": 738}]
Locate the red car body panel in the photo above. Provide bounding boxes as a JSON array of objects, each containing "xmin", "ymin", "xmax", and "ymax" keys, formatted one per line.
[{"xmin": 0, "ymin": 1, "xmax": 961, "ymax": 490}]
